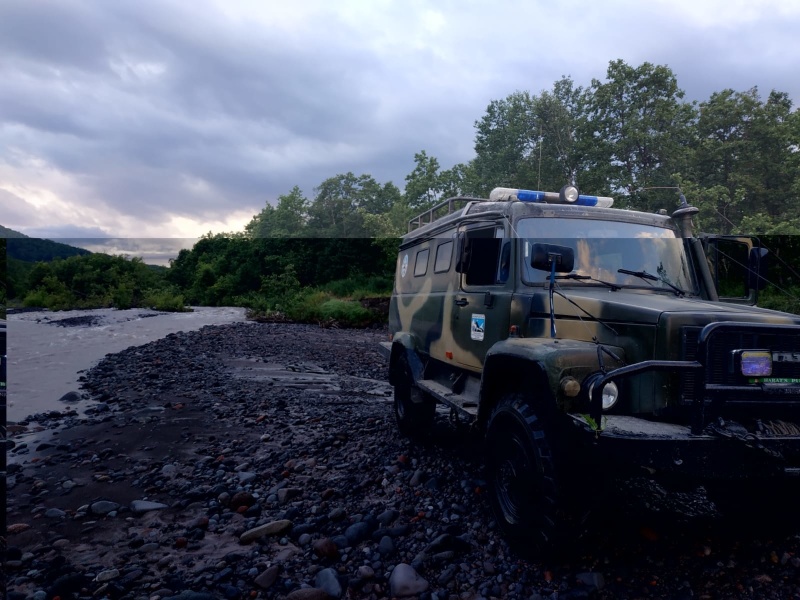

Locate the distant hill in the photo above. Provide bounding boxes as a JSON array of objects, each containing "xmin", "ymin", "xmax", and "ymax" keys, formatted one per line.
[
  {"xmin": 0, "ymin": 225, "xmax": 29, "ymax": 238},
  {"xmin": 1, "ymin": 225, "xmax": 92, "ymax": 262}
]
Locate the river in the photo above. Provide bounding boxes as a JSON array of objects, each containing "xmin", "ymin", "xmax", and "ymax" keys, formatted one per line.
[{"xmin": 6, "ymin": 306, "xmax": 249, "ymax": 423}]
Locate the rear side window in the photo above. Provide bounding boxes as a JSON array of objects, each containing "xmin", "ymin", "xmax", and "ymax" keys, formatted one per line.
[
  {"xmin": 414, "ymin": 248, "xmax": 430, "ymax": 276},
  {"xmin": 434, "ymin": 240, "xmax": 453, "ymax": 273}
]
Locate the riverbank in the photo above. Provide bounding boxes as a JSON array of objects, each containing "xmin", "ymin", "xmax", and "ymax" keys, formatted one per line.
[
  {"xmin": 5, "ymin": 307, "xmax": 249, "ymax": 423},
  {"xmin": 5, "ymin": 322, "xmax": 800, "ymax": 600}
]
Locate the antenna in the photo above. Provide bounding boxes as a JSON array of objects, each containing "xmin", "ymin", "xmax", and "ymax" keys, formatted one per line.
[{"xmin": 537, "ymin": 124, "xmax": 543, "ymax": 191}]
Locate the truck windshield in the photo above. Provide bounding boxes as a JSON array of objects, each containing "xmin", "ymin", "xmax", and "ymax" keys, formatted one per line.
[{"xmin": 517, "ymin": 217, "xmax": 697, "ymax": 294}]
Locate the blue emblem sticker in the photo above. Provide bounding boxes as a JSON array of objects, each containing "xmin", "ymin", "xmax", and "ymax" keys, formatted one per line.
[{"xmin": 471, "ymin": 314, "xmax": 485, "ymax": 341}]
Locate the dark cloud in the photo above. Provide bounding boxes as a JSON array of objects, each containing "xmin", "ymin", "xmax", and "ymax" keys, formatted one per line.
[{"xmin": 1, "ymin": 1, "xmax": 798, "ymax": 238}]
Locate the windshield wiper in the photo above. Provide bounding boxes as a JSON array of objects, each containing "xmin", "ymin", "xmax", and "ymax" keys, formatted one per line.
[
  {"xmin": 556, "ymin": 273, "xmax": 621, "ymax": 291},
  {"xmin": 617, "ymin": 268, "xmax": 687, "ymax": 296}
]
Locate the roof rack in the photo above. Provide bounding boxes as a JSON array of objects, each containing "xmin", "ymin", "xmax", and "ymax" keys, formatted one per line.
[{"xmin": 407, "ymin": 197, "xmax": 476, "ymax": 232}]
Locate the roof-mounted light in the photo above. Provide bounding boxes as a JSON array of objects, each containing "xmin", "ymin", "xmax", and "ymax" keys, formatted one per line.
[{"xmin": 490, "ymin": 187, "xmax": 614, "ymax": 208}]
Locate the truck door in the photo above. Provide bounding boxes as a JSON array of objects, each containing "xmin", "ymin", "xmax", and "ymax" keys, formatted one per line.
[{"xmin": 451, "ymin": 223, "xmax": 512, "ymax": 370}]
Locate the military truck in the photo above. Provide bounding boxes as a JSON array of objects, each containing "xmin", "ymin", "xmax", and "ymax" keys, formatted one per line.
[{"xmin": 384, "ymin": 185, "xmax": 800, "ymax": 549}]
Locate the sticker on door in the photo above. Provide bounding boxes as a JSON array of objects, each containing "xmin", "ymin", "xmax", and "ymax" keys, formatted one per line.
[{"xmin": 471, "ymin": 314, "xmax": 485, "ymax": 341}]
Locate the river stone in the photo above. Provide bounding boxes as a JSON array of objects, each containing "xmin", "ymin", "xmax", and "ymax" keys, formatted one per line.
[
  {"xmin": 344, "ymin": 521, "xmax": 370, "ymax": 544},
  {"xmin": 576, "ymin": 572, "xmax": 605, "ymax": 589},
  {"xmin": 312, "ymin": 537, "xmax": 339, "ymax": 559},
  {"xmin": 389, "ymin": 563, "xmax": 429, "ymax": 597},
  {"xmin": 90, "ymin": 501, "xmax": 120, "ymax": 515},
  {"xmin": 285, "ymin": 589, "xmax": 330, "ymax": 600},
  {"xmin": 130, "ymin": 500, "xmax": 169, "ymax": 514},
  {"xmin": 58, "ymin": 391, "xmax": 81, "ymax": 402},
  {"xmin": 315, "ymin": 567, "xmax": 342, "ymax": 598},
  {"xmin": 254, "ymin": 565, "xmax": 280, "ymax": 589},
  {"xmin": 95, "ymin": 569, "xmax": 120, "ymax": 582},
  {"xmin": 239, "ymin": 519, "xmax": 293, "ymax": 544}
]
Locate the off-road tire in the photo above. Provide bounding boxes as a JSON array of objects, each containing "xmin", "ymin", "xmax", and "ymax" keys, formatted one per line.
[
  {"xmin": 393, "ymin": 354, "xmax": 436, "ymax": 439},
  {"xmin": 485, "ymin": 393, "xmax": 564, "ymax": 553}
]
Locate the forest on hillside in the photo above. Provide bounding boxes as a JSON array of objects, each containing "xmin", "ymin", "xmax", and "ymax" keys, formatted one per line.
[{"xmin": 4, "ymin": 59, "xmax": 800, "ymax": 321}]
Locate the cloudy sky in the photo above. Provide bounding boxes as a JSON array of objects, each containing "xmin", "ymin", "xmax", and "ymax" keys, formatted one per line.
[{"xmin": 2, "ymin": 0, "xmax": 799, "ymax": 250}]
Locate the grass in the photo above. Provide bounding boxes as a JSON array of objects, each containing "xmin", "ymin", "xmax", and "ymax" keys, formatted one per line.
[{"xmin": 245, "ymin": 286, "xmax": 388, "ymax": 328}]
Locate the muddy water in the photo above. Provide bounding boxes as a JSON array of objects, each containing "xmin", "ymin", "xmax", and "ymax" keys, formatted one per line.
[{"xmin": 6, "ymin": 307, "xmax": 248, "ymax": 422}]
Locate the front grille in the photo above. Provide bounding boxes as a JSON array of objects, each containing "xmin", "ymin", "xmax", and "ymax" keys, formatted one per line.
[
  {"xmin": 706, "ymin": 330, "xmax": 800, "ymax": 384},
  {"xmin": 679, "ymin": 326, "xmax": 701, "ymax": 404},
  {"xmin": 680, "ymin": 323, "xmax": 800, "ymax": 407}
]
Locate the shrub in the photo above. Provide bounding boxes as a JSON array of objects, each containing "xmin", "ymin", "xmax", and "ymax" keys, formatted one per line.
[
  {"xmin": 318, "ymin": 298, "xmax": 375, "ymax": 327},
  {"xmin": 143, "ymin": 290, "xmax": 191, "ymax": 312}
]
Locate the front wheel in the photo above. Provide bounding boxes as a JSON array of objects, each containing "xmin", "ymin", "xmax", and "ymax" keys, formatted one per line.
[
  {"xmin": 485, "ymin": 393, "xmax": 563, "ymax": 552},
  {"xmin": 393, "ymin": 354, "xmax": 435, "ymax": 439}
]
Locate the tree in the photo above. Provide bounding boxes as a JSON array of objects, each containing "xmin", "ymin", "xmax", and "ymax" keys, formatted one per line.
[
  {"xmin": 533, "ymin": 76, "xmax": 587, "ymax": 191},
  {"xmin": 689, "ymin": 88, "xmax": 798, "ymax": 233},
  {"xmin": 471, "ymin": 78, "xmax": 588, "ymax": 195},
  {"xmin": 582, "ymin": 60, "xmax": 695, "ymax": 211},
  {"xmin": 307, "ymin": 173, "xmax": 388, "ymax": 238},
  {"xmin": 404, "ymin": 150, "xmax": 442, "ymax": 211},
  {"xmin": 473, "ymin": 91, "xmax": 538, "ymax": 194},
  {"xmin": 438, "ymin": 162, "xmax": 480, "ymax": 198},
  {"xmin": 245, "ymin": 186, "xmax": 309, "ymax": 238}
]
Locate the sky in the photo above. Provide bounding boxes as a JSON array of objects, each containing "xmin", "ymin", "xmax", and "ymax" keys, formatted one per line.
[{"xmin": 1, "ymin": 0, "xmax": 799, "ymax": 262}]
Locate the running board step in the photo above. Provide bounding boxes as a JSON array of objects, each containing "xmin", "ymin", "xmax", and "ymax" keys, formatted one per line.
[{"xmin": 417, "ymin": 379, "xmax": 479, "ymax": 418}]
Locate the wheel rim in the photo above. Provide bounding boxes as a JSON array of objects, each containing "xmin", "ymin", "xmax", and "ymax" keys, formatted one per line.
[
  {"xmin": 395, "ymin": 392, "xmax": 406, "ymax": 420},
  {"xmin": 494, "ymin": 433, "xmax": 535, "ymax": 525}
]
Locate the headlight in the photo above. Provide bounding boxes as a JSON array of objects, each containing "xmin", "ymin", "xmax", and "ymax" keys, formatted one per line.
[
  {"xmin": 739, "ymin": 350, "xmax": 772, "ymax": 377},
  {"xmin": 588, "ymin": 380, "xmax": 619, "ymax": 411}
]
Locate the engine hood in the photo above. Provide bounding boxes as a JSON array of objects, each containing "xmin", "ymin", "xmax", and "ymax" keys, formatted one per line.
[{"xmin": 545, "ymin": 288, "xmax": 800, "ymax": 328}]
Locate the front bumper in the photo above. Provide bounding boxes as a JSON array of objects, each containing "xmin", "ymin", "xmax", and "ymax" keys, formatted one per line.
[{"xmin": 571, "ymin": 414, "xmax": 800, "ymax": 479}]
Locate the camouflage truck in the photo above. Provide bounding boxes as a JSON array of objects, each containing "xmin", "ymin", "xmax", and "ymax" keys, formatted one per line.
[{"xmin": 383, "ymin": 185, "xmax": 800, "ymax": 549}]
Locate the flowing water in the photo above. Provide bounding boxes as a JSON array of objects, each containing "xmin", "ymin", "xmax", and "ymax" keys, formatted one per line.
[{"xmin": 6, "ymin": 307, "xmax": 249, "ymax": 423}]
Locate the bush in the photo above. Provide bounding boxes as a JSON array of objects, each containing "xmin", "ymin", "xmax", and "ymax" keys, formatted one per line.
[
  {"xmin": 321, "ymin": 275, "xmax": 392, "ymax": 299},
  {"xmin": 758, "ymin": 286, "xmax": 800, "ymax": 315},
  {"xmin": 246, "ymin": 289, "xmax": 384, "ymax": 328},
  {"xmin": 143, "ymin": 290, "xmax": 191, "ymax": 312},
  {"xmin": 318, "ymin": 298, "xmax": 375, "ymax": 326}
]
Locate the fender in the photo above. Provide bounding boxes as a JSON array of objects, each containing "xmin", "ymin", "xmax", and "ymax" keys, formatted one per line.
[
  {"xmin": 388, "ymin": 332, "xmax": 426, "ymax": 386},
  {"xmin": 478, "ymin": 337, "xmax": 626, "ymax": 427}
]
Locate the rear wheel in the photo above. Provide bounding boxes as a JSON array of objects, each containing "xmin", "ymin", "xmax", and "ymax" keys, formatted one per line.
[
  {"xmin": 485, "ymin": 393, "xmax": 563, "ymax": 552},
  {"xmin": 393, "ymin": 354, "xmax": 435, "ymax": 439}
]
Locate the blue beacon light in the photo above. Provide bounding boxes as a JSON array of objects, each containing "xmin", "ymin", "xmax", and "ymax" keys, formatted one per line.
[{"xmin": 490, "ymin": 187, "xmax": 614, "ymax": 208}]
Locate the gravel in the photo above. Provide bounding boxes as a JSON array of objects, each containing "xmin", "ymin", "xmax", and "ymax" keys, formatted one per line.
[{"xmin": 6, "ymin": 322, "xmax": 800, "ymax": 599}]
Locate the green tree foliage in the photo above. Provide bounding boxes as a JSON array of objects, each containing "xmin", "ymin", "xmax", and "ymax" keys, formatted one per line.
[
  {"xmin": 404, "ymin": 150, "xmax": 443, "ymax": 211},
  {"xmin": 245, "ymin": 186, "xmax": 309, "ymax": 238},
  {"xmin": 582, "ymin": 60, "xmax": 695, "ymax": 210},
  {"xmin": 307, "ymin": 173, "xmax": 398, "ymax": 238},
  {"xmin": 473, "ymin": 91, "xmax": 539, "ymax": 194},
  {"xmin": 16, "ymin": 253, "xmax": 182, "ymax": 310},
  {"xmin": 534, "ymin": 77, "xmax": 587, "ymax": 190},
  {"xmin": 471, "ymin": 78, "xmax": 588, "ymax": 195},
  {"xmin": 689, "ymin": 88, "xmax": 799, "ymax": 233}
]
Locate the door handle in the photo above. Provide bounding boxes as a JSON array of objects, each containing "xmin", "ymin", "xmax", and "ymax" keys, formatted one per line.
[{"xmin": 454, "ymin": 298, "xmax": 469, "ymax": 307}]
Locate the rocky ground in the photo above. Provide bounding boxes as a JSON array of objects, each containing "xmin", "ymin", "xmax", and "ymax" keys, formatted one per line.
[{"xmin": 5, "ymin": 322, "xmax": 800, "ymax": 600}]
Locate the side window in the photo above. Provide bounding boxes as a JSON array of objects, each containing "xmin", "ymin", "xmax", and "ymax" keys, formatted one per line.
[
  {"xmin": 461, "ymin": 226, "xmax": 504, "ymax": 286},
  {"xmin": 434, "ymin": 240, "xmax": 453, "ymax": 273},
  {"xmin": 497, "ymin": 240, "xmax": 511, "ymax": 283},
  {"xmin": 414, "ymin": 248, "xmax": 430, "ymax": 277}
]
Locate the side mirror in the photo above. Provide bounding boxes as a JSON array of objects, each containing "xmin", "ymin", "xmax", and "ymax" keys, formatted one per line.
[
  {"xmin": 748, "ymin": 247, "xmax": 768, "ymax": 291},
  {"xmin": 531, "ymin": 243, "xmax": 574, "ymax": 273}
]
